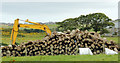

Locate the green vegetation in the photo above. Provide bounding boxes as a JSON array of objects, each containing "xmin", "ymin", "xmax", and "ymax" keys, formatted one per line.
[
  {"xmin": 2, "ymin": 34, "xmax": 119, "ymax": 46},
  {"xmin": 1, "ymin": 24, "xmax": 119, "ymax": 46},
  {"xmin": 47, "ymin": 24, "xmax": 59, "ymax": 29},
  {"xmin": 56, "ymin": 13, "xmax": 114, "ymax": 34},
  {"xmin": 2, "ymin": 33, "xmax": 46, "ymax": 46},
  {"xmin": 102, "ymin": 36, "xmax": 119, "ymax": 43},
  {"xmin": 2, "ymin": 54, "xmax": 118, "ymax": 61}
]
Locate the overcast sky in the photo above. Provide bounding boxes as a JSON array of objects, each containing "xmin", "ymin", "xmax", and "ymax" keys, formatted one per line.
[{"xmin": 1, "ymin": 0, "xmax": 119, "ymax": 23}]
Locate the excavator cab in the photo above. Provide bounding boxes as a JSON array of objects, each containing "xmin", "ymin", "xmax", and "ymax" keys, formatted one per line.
[{"xmin": 10, "ymin": 19, "xmax": 51, "ymax": 45}]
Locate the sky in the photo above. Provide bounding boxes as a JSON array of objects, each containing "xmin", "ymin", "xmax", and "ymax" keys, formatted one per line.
[{"xmin": 1, "ymin": 0, "xmax": 120, "ymax": 23}]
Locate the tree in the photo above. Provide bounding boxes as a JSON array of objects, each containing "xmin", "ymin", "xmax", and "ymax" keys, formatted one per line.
[
  {"xmin": 56, "ymin": 18, "xmax": 79, "ymax": 31},
  {"xmin": 89, "ymin": 13, "xmax": 114, "ymax": 32},
  {"xmin": 56, "ymin": 13, "xmax": 115, "ymax": 33},
  {"xmin": 77, "ymin": 15, "xmax": 92, "ymax": 31},
  {"xmin": 99, "ymin": 29, "xmax": 110, "ymax": 34}
]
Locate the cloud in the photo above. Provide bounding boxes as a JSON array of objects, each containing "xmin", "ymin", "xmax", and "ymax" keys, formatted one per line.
[{"xmin": 1, "ymin": 2, "xmax": 118, "ymax": 23}]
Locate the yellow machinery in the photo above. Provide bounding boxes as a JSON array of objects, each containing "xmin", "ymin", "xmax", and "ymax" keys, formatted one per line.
[{"xmin": 10, "ymin": 19, "xmax": 51, "ymax": 45}]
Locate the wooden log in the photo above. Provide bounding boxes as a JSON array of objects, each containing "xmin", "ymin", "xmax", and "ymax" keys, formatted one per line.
[{"xmin": 1, "ymin": 29, "xmax": 119, "ymax": 56}]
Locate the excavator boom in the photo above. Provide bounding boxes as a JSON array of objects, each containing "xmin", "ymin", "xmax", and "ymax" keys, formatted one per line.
[
  {"xmin": 10, "ymin": 19, "xmax": 51, "ymax": 45},
  {"xmin": 19, "ymin": 24, "xmax": 51, "ymax": 35}
]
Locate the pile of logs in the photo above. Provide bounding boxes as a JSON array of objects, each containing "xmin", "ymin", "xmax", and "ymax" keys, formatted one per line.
[{"xmin": 1, "ymin": 29, "xmax": 119, "ymax": 57}]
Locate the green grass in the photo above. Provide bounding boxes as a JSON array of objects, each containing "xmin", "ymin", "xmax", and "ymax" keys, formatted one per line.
[
  {"xmin": 46, "ymin": 24, "xmax": 59, "ymax": 28},
  {"xmin": 2, "ymin": 33, "xmax": 46, "ymax": 46},
  {"xmin": 102, "ymin": 36, "xmax": 119, "ymax": 43},
  {"xmin": 2, "ymin": 34, "xmax": 119, "ymax": 46},
  {"xmin": 2, "ymin": 54, "xmax": 118, "ymax": 61},
  {"xmin": 2, "ymin": 33, "xmax": 119, "ymax": 46}
]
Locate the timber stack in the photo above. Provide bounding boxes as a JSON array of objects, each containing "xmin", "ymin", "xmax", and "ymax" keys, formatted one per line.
[{"xmin": 1, "ymin": 29, "xmax": 119, "ymax": 57}]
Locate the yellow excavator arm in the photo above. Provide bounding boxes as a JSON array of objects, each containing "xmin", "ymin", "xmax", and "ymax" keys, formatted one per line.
[{"xmin": 10, "ymin": 19, "xmax": 51, "ymax": 45}]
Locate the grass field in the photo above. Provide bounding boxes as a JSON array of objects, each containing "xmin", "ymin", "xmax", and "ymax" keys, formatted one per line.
[
  {"xmin": 2, "ymin": 54, "xmax": 118, "ymax": 61},
  {"xmin": 2, "ymin": 32, "xmax": 46, "ymax": 46},
  {"xmin": 47, "ymin": 24, "xmax": 59, "ymax": 29},
  {"xmin": 101, "ymin": 36, "xmax": 119, "ymax": 43},
  {"xmin": 2, "ymin": 33, "xmax": 119, "ymax": 46},
  {"xmin": 2, "ymin": 34, "xmax": 119, "ymax": 46}
]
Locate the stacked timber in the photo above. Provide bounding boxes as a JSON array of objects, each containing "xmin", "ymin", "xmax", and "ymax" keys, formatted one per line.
[{"xmin": 1, "ymin": 29, "xmax": 119, "ymax": 57}]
